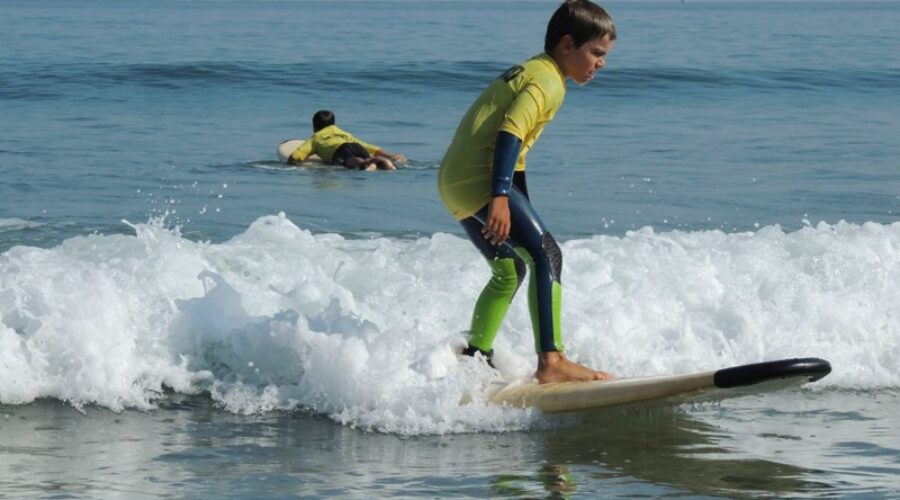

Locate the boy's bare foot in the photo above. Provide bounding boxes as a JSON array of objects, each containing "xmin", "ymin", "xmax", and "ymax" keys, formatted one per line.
[
  {"xmin": 535, "ymin": 351, "xmax": 613, "ymax": 384},
  {"xmin": 375, "ymin": 158, "xmax": 396, "ymax": 170},
  {"xmin": 345, "ymin": 157, "xmax": 372, "ymax": 170}
]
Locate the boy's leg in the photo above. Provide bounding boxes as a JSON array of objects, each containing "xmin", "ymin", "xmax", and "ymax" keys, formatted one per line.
[
  {"xmin": 344, "ymin": 156, "xmax": 375, "ymax": 170},
  {"xmin": 333, "ymin": 143, "xmax": 376, "ymax": 170},
  {"xmin": 459, "ymin": 216, "xmax": 526, "ymax": 357},
  {"xmin": 502, "ymin": 189, "xmax": 613, "ymax": 383},
  {"xmin": 501, "ymin": 189, "xmax": 563, "ymax": 352},
  {"xmin": 372, "ymin": 157, "xmax": 396, "ymax": 170},
  {"xmin": 514, "ymin": 241, "xmax": 562, "ymax": 353}
]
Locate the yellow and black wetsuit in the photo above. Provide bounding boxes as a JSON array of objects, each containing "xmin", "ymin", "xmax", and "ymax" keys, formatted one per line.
[
  {"xmin": 290, "ymin": 125, "xmax": 380, "ymax": 166},
  {"xmin": 438, "ymin": 53, "xmax": 567, "ymax": 357}
]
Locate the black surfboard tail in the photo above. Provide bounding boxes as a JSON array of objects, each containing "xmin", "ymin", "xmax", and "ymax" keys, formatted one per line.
[{"xmin": 713, "ymin": 357, "xmax": 832, "ymax": 389}]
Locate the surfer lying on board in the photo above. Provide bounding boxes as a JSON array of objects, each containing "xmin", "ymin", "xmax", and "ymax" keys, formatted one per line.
[
  {"xmin": 288, "ymin": 110, "xmax": 406, "ymax": 170},
  {"xmin": 438, "ymin": 0, "xmax": 616, "ymax": 384}
]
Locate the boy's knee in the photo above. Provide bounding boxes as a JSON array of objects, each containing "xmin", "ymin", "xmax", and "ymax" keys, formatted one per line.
[
  {"xmin": 514, "ymin": 257, "xmax": 527, "ymax": 284},
  {"xmin": 513, "ymin": 233, "xmax": 561, "ymax": 282},
  {"xmin": 488, "ymin": 257, "xmax": 526, "ymax": 294}
]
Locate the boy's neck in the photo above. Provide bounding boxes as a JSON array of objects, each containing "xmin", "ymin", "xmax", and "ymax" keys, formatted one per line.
[{"xmin": 545, "ymin": 50, "xmax": 567, "ymax": 80}]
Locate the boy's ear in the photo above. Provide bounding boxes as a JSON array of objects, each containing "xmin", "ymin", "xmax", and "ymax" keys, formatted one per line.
[{"xmin": 559, "ymin": 34, "xmax": 576, "ymax": 54}]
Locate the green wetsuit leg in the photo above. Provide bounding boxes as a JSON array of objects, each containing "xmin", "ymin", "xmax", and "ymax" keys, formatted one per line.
[
  {"xmin": 459, "ymin": 187, "xmax": 564, "ymax": 354},
  {"xmin": 459, "ymin": 218, "xmax": 527, "ymax": 353},
  {"xmin": 515, "ymin": 246, "xmax": 564, "ymax": 353},
  {"xmin": 467, "ymin": 257, "xmax": 522, "ymax": 352}
]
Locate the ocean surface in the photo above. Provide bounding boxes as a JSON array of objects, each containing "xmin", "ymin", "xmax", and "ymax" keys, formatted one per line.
[{"xmin": 2, "ymin": 0, "xmax": 899, "ymax": 497}]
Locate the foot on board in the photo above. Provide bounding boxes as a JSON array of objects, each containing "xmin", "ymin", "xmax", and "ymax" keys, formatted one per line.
[{"xmin": 536, "ymin": 352, "xmax": 613, "ymax": 384}]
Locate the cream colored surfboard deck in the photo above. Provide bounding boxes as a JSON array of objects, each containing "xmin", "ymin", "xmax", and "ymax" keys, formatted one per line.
[
  {"xmin": 276, "ymin": 139, "xmax": 322, "ymax": 163},
  {"xmin": 483, "ymin": 357, "xmax": 831, "ymax": 413},
  {"xmin": 487, "ymin": 372, "xmax": 714, "ymax": 413}
]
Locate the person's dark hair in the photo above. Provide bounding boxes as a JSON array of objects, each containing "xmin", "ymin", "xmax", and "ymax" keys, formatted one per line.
[
  {"xmin": 544, "ymin": 0, "xmax": 616, "ymax": 52},
  {"xmin": 313, "ymin": 110, "xmax": 335, "ymax": 132}
]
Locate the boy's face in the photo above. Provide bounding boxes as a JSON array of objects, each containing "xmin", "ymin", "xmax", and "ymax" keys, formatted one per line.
[{"xmin": 558, "ymin": 34, "xmax": 614, "ymax": 85}]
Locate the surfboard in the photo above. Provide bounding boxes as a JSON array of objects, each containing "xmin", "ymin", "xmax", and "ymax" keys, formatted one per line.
[
  {"xmin": 484, "ymin": 357, "xmax": 831, "ymax": 413},
  {"xmin": 276, "ymin": 139, "xmax": 322, "ymax": 163}
]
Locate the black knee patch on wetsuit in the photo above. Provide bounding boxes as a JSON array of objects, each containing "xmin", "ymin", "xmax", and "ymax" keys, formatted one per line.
[{"xmin": 542, "ymin": 232, "xmax": 562, "ymax": 283}]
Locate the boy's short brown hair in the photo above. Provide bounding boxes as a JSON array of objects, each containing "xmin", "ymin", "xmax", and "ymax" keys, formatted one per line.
[
  {"xmin": 313, "ymin": 110, "xmax": 335, "ymax": 132},
  {"xmin": 544, "ymin": 0, "xmax": 616, "ymax": 52}
]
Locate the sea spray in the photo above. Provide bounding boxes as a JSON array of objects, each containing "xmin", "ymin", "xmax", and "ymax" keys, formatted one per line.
[{"xmin": 1, "ymin": 214, "xmax": 898, "ymax": 433}]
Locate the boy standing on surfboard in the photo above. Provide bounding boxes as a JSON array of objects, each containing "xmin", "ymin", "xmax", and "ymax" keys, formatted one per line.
[
  {"xmin": 289, "ymin": 110, "xmax": 406, "ymax": 170},
  {"xmin": 438, "ymin": 0, "xmax": 616, "ymax": 384}
]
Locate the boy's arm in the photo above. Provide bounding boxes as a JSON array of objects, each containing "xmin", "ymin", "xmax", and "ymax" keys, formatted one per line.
[
  {"xmin": 490, "ymin": 131, "xmax": 521, "ymax": 197},
  {"xmin": 485, "ymin": 83, "xmax": 550, "ymax": 244},
  {"xmin": 362, "ymin": 141, "xmax": 406, "ymax": 163},
  {"xmin": 374, "ymin": 148, "xmax": 407, "ymax": 164},
  {"xmin": 483, "ymin": 131, "xmax": 522, "ymax": 245},
  {"xmin": 289, "ymin": 139, "xmax": 315, "ymax": 163}
]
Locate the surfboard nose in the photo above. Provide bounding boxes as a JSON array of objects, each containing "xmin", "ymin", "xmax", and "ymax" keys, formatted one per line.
[{"xmin": 713, "ymin": 357, "xmax": 832, "ymax": 388}]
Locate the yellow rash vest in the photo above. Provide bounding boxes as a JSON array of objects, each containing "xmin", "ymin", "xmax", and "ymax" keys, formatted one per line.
[{"xmin": 438, "ymin": 53, "xmax": 566, "ymax": 220}]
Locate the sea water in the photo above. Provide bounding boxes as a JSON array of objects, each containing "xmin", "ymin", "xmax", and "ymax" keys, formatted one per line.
[{"xmin": 1, "ymin": 0, "xmax": 899, "ymax": 497}]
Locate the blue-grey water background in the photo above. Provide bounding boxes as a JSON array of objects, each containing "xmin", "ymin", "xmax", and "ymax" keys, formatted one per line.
[{"xmin": 2, "ymin": 0, "xmax": 900, "ymax": 497}]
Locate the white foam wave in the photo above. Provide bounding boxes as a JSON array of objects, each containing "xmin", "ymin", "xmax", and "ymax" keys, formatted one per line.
[
  {"xmin": 1, "ymin": 214, "xmax": 898, "ymax": 433},
  {"xmin": 0, "ymin": 218, "xmax": 42, "ymax": 232}
]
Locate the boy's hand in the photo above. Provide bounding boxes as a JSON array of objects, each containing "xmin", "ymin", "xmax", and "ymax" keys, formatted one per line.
[
  {"xmin": 392, "ymin": 154, "xmax": 407, "ymax": 164},
  {"xmin": 483, "ymin": 196, "xmax": 511, "ymax": 245}
]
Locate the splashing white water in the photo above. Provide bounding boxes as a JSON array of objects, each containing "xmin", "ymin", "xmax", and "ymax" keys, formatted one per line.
[
  {"xmin": 0, "ymin": 218, "xmax": 42, "ymax": 232},
  {"xmin": 1, "ymin": 214, "xmax": 898, "ymax": 433}
]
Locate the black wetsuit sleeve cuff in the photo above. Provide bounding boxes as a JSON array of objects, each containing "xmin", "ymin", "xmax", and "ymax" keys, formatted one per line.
[{"xmin": 491, "ymin": 131, "xmax": 522, "ymax": 197}]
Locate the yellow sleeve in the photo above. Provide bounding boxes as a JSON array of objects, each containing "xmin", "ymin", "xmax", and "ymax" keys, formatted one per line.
[
  {"xmin": 499, "ymin": 83, "xmax": 549, "ymax": 140},
  {"xmin": 290, "ymin": 138, "xmax": 315, "ymax": 162}
]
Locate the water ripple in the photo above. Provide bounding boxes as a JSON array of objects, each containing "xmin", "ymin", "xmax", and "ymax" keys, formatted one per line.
[{"xmin": 2, "ymin": 61, "xmax": 897, "ymax": 100}]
